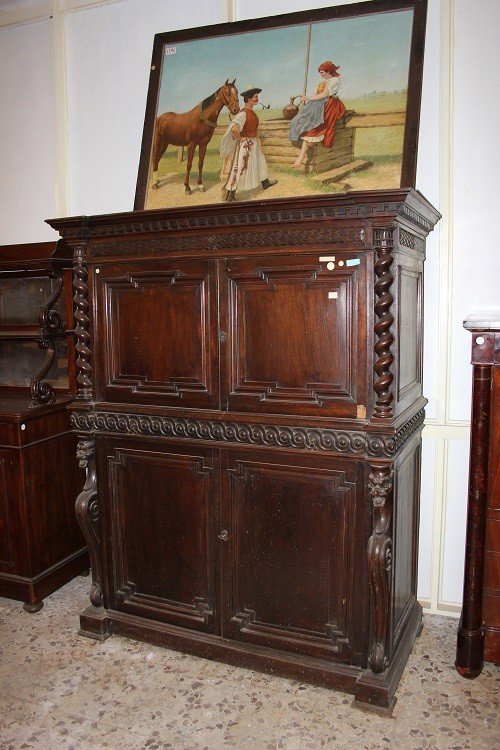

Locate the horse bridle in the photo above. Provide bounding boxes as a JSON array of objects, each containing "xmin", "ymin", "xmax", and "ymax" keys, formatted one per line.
[
  {"xmin": 199, "ymin": 111, "xmax": 217, "ymax": 128},
  {"xmin": 199, "ymin": 84, "xmax": 237, "ymax": 128}
]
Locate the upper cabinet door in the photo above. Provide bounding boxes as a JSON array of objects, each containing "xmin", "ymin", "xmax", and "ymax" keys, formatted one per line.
[
  {"xmin": 223, "ymin": 254, "xmax": 367, "ymax": 418},
  {"xmin": 94, "ymin": 259, "xmax": 219, "ymax": 408}
]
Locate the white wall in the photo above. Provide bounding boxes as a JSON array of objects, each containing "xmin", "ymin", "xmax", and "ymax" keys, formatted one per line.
[
  {"xmin": 1, "ymin": 0, "xmax": 498, "ymax": 614},
  {"xmin": 0, "ymin": 17, "xmax": 57, "ymax": 242}
]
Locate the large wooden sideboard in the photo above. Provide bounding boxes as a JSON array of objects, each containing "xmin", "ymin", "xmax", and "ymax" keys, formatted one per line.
[
  {"xmin": 48, "ymin": 190, "xmax": 439, "ymax": 712},
  {"xmin": 0, "ymin": 241, "xmax": 88, "ymax": 611},
  {"xmin": 456, "ymin": 315, "xmax": 500, "ymax": 675}
]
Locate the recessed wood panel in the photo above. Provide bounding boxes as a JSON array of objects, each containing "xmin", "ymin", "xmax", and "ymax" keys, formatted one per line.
[
  {"xmin": 225, "ymin": 450, "xmax": 361, "ymax": 663},
  {"xmin": 0, "ymin": 455, "xmax": 14, "ymax": 570},
  {"xmin": 393, "ymin": 446, "xmax": 420, "ymax": 638},
  {"xmin": 97, "ymin": 260, "xmax": 218, "ymax": 408},
  {"xmin": 397, "ymin": 266, "xmax": 422, "ymax": 402},
  {"xmin": 225, "ymin": 255, "xmax": 366, "ymax": 417},
  {"xmin": 107, "ymin": 441, "xmax": 218, "ymax": 632}
]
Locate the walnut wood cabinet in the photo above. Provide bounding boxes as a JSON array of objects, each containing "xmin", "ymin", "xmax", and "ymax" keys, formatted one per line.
[
  {"xmin": 456, "ymin": 315, "xmax": 500, "ymax": 675},
  {"xmin": 48, "ymin": 189, "xmax": 439, "ymax": 712},
  {"xmin": 0, "ymin": 241, "xmax": 88, "ymax": 611}
]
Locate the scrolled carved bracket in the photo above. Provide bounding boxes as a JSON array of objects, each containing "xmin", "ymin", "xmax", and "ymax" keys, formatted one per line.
[
  {"xmin": 367, "ymin": 465, "xmax": 394, "ymax": 673},
  {"xmin": 75, "ymin": 439, "xmax": 102, "ymax": 607},
  {"xmin": 39, "ymin": 273, "xmax": 65, "ymax": 335},
  {"xmin": 373, "ymin": 227, "xmax": 395, "ymax": 420},
  {"xmin": 29, "ymin": 272, "xmax": 67, "ymax": 407},
  {"xmin": 29, "ymin": 339, "xmax": 56, "ymax": 407},
  {"xmin": 73, "ymin": 245, "xmax": 92, "ymax": 400}
]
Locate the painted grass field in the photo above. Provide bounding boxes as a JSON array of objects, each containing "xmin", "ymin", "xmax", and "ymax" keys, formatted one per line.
[{"xmin": 144, "ymin": 91, "xmax": 408, "ymax": 208}]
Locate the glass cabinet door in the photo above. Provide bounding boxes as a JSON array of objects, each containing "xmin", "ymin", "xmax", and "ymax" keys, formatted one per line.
[{"xmin": 0, "ymin": 276, "xmax": 66, "ymax": 327}]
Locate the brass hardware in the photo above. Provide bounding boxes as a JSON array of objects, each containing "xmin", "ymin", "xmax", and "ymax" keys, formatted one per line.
[
  {"xmin": 218, "ymin": 529, "xmax": 229, "ymax": 541},
  {"xmin": 219, "ymin": 331, "xmax": 227, "ymax": 343},
  {"xmin": 357, "ymin": 405, "xmax": 367, "ymax": 419}
]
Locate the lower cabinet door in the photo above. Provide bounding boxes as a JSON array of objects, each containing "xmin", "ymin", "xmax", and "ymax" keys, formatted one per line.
[
  {"xmin": 103, "ymin": 438, "xmax": 219, "ymax": 632},
  {"xmin": 0, "ymin": 447, "xmax": 24, "ymax": 575},
  {"xmin": 223, "ymin": 449, "xmax": 366, "ymax": 664}
]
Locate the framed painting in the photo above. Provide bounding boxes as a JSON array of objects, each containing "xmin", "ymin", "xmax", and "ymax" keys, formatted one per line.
[{"xmin": 134, "ymin": 0, "xmax": 428, "ymax": 211}]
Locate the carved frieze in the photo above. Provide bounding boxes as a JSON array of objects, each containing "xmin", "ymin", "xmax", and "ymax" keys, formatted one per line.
[
  {"xmin": 71, "ymin": 410, "xmax": 423, "ymax": 457},
  {"xmin": 398, "ymin": 228, "xmax": 425, "ymax": 255},
  {"xmin": 90, "ymin": 226, "xmax": 365, "ymax": 258}
]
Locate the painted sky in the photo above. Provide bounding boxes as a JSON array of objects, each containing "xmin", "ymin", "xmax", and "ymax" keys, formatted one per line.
[{"xmin": 156, "ymin": 8, "xmax": 413, "ymax": 114}]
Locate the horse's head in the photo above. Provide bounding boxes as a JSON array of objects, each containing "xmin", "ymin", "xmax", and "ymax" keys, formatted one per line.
[{"xmin": 220, "ymin": 79, "xmax": 239, "ymax": 115}]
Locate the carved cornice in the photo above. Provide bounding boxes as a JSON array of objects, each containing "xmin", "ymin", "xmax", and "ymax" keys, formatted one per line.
[
  {"xmin": 70, "ymin": 410, "xmax": 426, "ymax": 458},
  {"xmin": 90, "ymin": 226, "xmax": 365, "ymax": 258},
  {"xmin": 82, "ymin": 203, "xmax": 400, "ymax": 238},
  {"xmin": 401, "ymin": 204, "xmax": 434, "ymax": 233},
  {"xmin": 50, "ymin": 196, "xmax": 434, "ymax": 242},
  {"xmin": 394, "ymin": 408, "xmax": 425, "ymax": 450}
]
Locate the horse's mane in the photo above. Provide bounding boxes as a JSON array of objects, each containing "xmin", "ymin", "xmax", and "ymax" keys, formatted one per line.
[{"xmin": 201, "ymin": 91, "xmax": 217, "ymax": 111}]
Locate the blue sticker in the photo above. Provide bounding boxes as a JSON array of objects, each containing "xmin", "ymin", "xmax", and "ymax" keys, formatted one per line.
[{"xmin": 346, "ymin": 258, "xmax": 360, "ymax": 267}]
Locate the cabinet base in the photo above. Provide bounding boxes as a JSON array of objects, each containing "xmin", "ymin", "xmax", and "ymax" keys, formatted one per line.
[
  {"xmin": 78, "ymin": 600, "xmax": 422, "ymax": 713},
  {"xmin": 0, "ymin": 548, "xmax": 89, "ymax": 611}
]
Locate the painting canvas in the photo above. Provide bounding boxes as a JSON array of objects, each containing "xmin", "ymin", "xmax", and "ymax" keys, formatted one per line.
[{"xmin": 135, "ymin": 0, "xmax": 427, "ymax": 210}]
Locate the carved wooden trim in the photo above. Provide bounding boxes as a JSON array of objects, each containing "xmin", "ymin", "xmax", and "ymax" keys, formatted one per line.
[
  {"xmin": 367, "ymin": 465, "xmax": 393, "ymax": 673},
  {"xmin": 28, "ymin": 272, "xmax": 68, "ymax": 407},
  {"xmin": 393, "ymin": 408, "xmax": 425, "ymax": 450},
  {"xmin": 29, "ymin": 339, "xmax": 56, "ymax": 407},
  {"xmin": 75, "ymin": 439, "xmax": 102, "ymax": 607},
  {"xmin": 398, "ymin": 228, "xmax": 425, "ymax": 255},
  {"xmin": 373, "ymin": 227, "xmax": 395, "ymax": 419},
  {"xmin": 401, "ymin": 204, "xmax": 433, "ymax": 233},
  {"xmin": 90, "ymin": 226, "xmax": 365, "ymax": 257},
  {"xmin": 51, "ymin": 196, "xmax": 435, "ymax": 241},
  {"xmin": 71, "ymin": 410, "xmax": 404, "ymax": 458},
  {"xmin": 73, "ymin": 245, "xmax": 92, "ymax": 399}
]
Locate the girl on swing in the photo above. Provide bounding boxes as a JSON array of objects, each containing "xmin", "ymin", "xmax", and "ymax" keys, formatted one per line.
[{"xmin": 289, "ymin": 60, "xmax": 346, "ymax": 169}]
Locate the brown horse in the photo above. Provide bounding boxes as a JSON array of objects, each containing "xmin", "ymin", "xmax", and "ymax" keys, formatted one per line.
[{"xmin": 151, "ymin": 79, "xmax": 239, "ymax": 195}]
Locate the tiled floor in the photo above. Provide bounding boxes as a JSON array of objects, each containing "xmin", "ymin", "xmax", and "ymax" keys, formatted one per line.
[{"xmin": 0, "ymin": 577, "xmax": 498, "ymax": 750}]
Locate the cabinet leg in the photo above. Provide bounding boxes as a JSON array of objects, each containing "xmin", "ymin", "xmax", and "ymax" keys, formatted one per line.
[{"xmin": 23, "ymin": 600, "xmax": 44, "ymax": 614}]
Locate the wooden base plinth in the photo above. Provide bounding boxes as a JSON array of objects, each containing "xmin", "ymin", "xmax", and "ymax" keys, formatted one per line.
[
  {"xmin": 78, "ymin": 600, "xmax": 422, "ymax": 713},
  {"xmin": 455, "ymin": 625, "xmax": 484, "ymax": 678},
  {"xmin": 0, "ymin": 548, "xmax": 89, "ymax": 612}
]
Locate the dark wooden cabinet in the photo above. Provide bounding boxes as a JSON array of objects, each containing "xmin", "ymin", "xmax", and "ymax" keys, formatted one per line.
[
  {"xmin": 456, "ymin": 315, "xmax": 500, "ymax": 675},
  {"xmin": 0, "ymin": 242, "xmax": 89, "ymax": 611},
  {"xmin": 48, "ymin": 189, "xmax": 439, "ymax": 712}
]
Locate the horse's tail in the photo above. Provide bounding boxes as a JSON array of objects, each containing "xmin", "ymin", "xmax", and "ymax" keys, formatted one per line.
[{"xmin": 152, "ymin": 120, "xmax": 162, "ymax": 173}]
